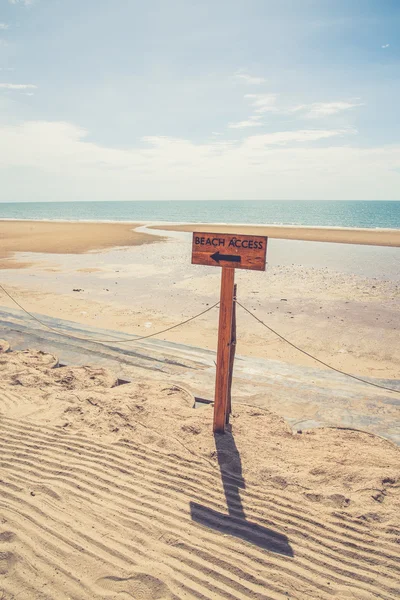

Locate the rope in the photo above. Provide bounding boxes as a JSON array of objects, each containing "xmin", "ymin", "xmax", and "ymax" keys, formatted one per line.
[
  {"xmin": 0, "ymin": 283, "xmax": 219, "ymax": 345},
  {"xmin": 1, "ymin": 280, "xmax": 398, "ymax": 395},
  {"xmin": 237, "ymin": 301, "xmax": 400, "ymax": 395}
]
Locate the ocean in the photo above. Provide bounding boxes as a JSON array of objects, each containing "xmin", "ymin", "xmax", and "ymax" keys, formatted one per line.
[{"xmin": 0, "ymin": 200, "xmax": 399, "ymax": 229}]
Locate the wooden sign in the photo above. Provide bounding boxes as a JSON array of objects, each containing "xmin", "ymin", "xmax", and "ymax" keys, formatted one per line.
[
  {"xmin": 191, "ymin": 232, "xmax": 268, "ymax": 434},
  {"xmin": 192, "ymin": 232, "xmax": 267, "ymax": 271}
]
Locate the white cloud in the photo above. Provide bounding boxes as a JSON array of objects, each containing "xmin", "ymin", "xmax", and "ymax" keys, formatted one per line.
[
  {"xmin": 0, "ymin": 24, "xmax": 9, "ymax": 30},
  {"xmin": 233, "ymin": 72, "xmax": 266, "ymax": 85},
  {"xmin": 2, "ymin": 120, "xmax": 393, "ymax": 202},
  {"xmin": 0, "ymin": 83, "xmax": 37, "ymax": 89},
  {"xmin": 301, "ymin": 101, "xmax": 364, "ymax": 118},
  {"xmin": 228, "ymin": 115, "xmax": 263, "ymax": 129},
  {"xmin": 8, "ymin": 0, "xmax": 34, "ymax": 5},
  {"xmin": 381, "ymin": 44, "xmax": 390, "ymax": 49},
  {"xmin": 245, "ymin": 93, "xmax": 278, "ymax": 113},
  {"xmin": 242, "ymin": 129, "xmax": 352, "ymax": 147},
  {"xmin": 228, "ymin": 120, "xmax": 262, "ymax": 129},
  {"xmin": 242, "ymin": 93, "xmax": 364, "ymax": 120}
]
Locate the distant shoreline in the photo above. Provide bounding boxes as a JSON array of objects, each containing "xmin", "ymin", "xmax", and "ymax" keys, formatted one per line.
[
  {"xmin": 150, "ymin": 223, "xmax": 400, "ymax": 247},
  {"xmin": 0, "ymin": 221, "xmax": 399, "ymax": 259},
  {"xmin": 0, "ymin": 216, "xmax": 399, "ymax": 233}
]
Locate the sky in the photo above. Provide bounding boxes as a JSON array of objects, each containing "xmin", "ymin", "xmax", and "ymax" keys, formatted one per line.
[{"xmin": 0, "ymin": 0, "xmax": 399, "ymax": 202}]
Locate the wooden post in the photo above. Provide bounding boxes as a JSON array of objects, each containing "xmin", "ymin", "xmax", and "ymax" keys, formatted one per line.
[
  {"xmin": 213, "ymin": 267, "xmax": 235, "ymax": 434},
  {"xmin": 226, "ymin": 283, "xmax": 237, "ymax": 424},
  {"xmin": 191, "ymin": 232, "xmax": 267, "ymax": 433}
]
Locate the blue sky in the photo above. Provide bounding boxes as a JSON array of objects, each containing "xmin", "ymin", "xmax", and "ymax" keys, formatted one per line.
[{"xmin": 0, "ymin": 0, "xmax": 399, "ymax": 201}]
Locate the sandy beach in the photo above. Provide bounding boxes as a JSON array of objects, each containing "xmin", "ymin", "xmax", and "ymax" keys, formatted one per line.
[
  {"xmin": 0, "ymin": 220, "xmax": 399, "ymax": 379},
  {"xmin": 0, "ymin": 220, "xmax": 164, "ymax": 269},
  {"xmin": 0, "ymin": 219, "xmax": 399, "ymax": 599},
  {"xmin": 0, "ymin": 344, "xmax": 399, "ymax": 599}
]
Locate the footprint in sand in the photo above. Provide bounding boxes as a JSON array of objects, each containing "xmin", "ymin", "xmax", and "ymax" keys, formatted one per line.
[
  {"xmin": 0, "ymin": 531, "xmax": 17, "ymax": 576},
  {"xmin": 305, "ymin": 492, "xmax": 351, "ymax": 508},
  {"xmin": 0, "ymin": 551, "xmax": 17, "ymax": 575},
  {"xmin": 97, "ymin": 572, "xmax": 171, "ymax": 599},
  {"xmin": 0, "ymin": 532, "xmax": 16, "ymax": 543}
]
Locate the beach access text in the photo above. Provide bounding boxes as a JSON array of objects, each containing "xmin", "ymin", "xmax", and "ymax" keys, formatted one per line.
[
  {"xmin": 191, "ymin": 232, "xmax": 267, "ymax": 271},
  {"xmin": 191, "ymin": 231, "xmax": 268, "ymax": 434}
]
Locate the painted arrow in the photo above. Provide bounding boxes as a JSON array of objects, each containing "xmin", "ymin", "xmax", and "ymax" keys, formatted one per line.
[{"xmin": 211, "ymin": 251, "xmax": 241, "ymax": 264}]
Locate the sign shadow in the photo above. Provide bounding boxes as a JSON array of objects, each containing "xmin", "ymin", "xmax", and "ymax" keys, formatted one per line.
[{"xmin": 190, "ymin": 428, "xmax": 293, "ymax": 556}]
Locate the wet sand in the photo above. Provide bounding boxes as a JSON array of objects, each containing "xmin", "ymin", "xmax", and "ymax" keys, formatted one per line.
[{"xmin": 0, "ymin": 224, "xmax": 398, "ymax": 379}]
